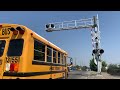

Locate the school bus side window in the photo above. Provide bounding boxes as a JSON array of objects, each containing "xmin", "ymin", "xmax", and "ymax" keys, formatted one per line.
[
  {"xmin": 34, "ymin": 39, "xmax": 45, "ymax": 61},
  {"xmin": 0, "ymin": 40, "xmax": 6, "ymax": 57},
  {"xmin": 64, "ymin": 56, "xmax": 66, "ymax": 65},
  {"xmin": 53, "ymin": 49, "xmax": 57, "ymax": 63},
  {"xmin": 47, "ymin": 46, "xmax": 52, "ymax": 62},
  {"xmin": 61, "ymin": 54, "xmax": 64, "ymax": 64},
  {"xmin": 58, "ymin": 52, "xmax": 60, "ymax": 64}
]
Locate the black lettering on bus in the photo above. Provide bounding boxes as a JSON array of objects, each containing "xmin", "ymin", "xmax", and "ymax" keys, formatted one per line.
[
  {"xmin": 7, "ymin": 28, "xmax": 10, "ymax": 35},
  {"xmin": 2, "ymin": 29, "xmax": 5, "ymax": 35},
  {"xmin": 51, "ymin": 67, "xmax": 60, "ymax": 70},
  {"xmin": 5, "ymin": 29, "xmax": 7, "ymax": 35},
  {"xmin": 2, "ymin": 28, "xmax": 10, "ymax": 35}
]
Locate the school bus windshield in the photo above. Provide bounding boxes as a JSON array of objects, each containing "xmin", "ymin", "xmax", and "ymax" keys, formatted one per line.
[
  {"xmin": 0, "ymin": 40, "xmax": 6, "ymax": 57},
  {"xmin": 7, "ymin": 39, "xmax": 24, "ymax": 56}
]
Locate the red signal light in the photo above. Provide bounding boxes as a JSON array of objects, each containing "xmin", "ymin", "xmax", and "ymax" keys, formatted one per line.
[
  {"xmin": 10, "ymin": 27, "xmax": 18, "ymax": 35},
  {"xmin": 19, "ymin": 30, "xmax": 25, "ymax": 34},
  {"xmin": 10, "ymin": 61, "xmax": 14, "ymax": 72},
  {"xmin": 14, "ymin": 61, "xmax": 19, "ymax": 72},
  {"xmin": 16, "ymin": 26, "xmax": 25, "ymax": 34},
  {"xmin": 9, "ymin": 61, "xmax": 19, "ymax": 72},
  {"xmin": 13, "ymin": 30, "xmax": 18, "ymax": 35},
  {"xmin": 0, "ymin": 25, "xmax": 2, "ymax": 28}
]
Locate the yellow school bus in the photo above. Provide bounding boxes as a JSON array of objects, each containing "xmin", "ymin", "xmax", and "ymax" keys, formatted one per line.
[{"xmin": 0, "ymin": 23, "xmax": 68, "ymax": 79}]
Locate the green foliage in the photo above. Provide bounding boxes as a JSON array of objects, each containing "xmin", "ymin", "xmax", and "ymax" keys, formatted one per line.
[
  {"xmin": 107, "ymin": 64, "xmax": 120, "ymax": 75},
  {"xmin": 89, "ymin": 58, "xmax": 97, "ymax": 71},
  {"xmin": 102, "ymin": 61, "xmax": 107, "ymax": 67},
  {"xmin": 81, "ymin": 66, "xmax": 88, "ymax": 71},
  {"xmin": 89, "ymin": 58, "xmax": 107, "ymax": 72},
  {"xmin": 101, "ymin": 61, "xmax": 107, "ymax": 72},
  {"xmin": 76, "ymin": 65, "xmax": 80, "ymax": 69},
  {"xmin": 73, "ymin": 65, "xmax": 89, "ymax": 71},
  {"xmin": 73, "ymin": 65, "xmax": 81, "ymax": 70}
]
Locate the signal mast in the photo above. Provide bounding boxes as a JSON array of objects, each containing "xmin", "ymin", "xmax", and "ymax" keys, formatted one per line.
[{"xmin": 45, "ymin": 14, "xmax": 104, "ymax": 74}]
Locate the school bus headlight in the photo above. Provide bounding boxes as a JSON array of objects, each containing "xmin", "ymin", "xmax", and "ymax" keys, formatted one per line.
[{"xmin": 16, "ymin": 26, "xmax": 25, "ymax": 34}]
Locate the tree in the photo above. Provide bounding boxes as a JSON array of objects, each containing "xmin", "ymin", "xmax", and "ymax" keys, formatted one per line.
[
  {"xmin": 89, "ymin": 58, "xmax": 107, "ymax": 72},
  {"xmin": 101, "ymin": 61, "xmax": 107, "ymax": 72},
  {"xmin": 81, "ymin": 66, "xmax": 88, "ymax": 71},
  {"xmin": 89, "ymin": 58, "xmax": 97, "ymax": 71},
  {"xmin": 76, "ymin": 65, "xmax": 80, "ymax": 70},
  {"xmin": 107, "ymin": 64, "xmax": 120, "ymax": 75}
]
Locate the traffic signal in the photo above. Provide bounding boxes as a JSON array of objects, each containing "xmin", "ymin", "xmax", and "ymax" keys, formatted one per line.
[
  {"xmin": 46, "ymin": 24, "xmax": 50, "ymax": 28},
  {"xmin": 46, "ymin": 24, "xmax": 55, "ymax": 32},
  {"xmin": 99, "ymin": 49, "xmax": 104, "ymax": 54},
  {"xmin": 46, "ymin": 24, "xmax": 55, "ymax": 28},
  {"xmin": 92, "ymin": 49, "xmax": 104, "ymax": 54},
  {"xmin": 92, "ymin": 49, "xmax": 97, "ymax": 54},
  {"xmin": 51, "ymin": 24, "xmax": 55, "ymax": 28}
]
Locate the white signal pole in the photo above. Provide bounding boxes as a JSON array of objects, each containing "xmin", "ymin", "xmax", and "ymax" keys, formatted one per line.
[{"xmin": 45, "ymin": 14, "xmax": 104, "ymax": 74}]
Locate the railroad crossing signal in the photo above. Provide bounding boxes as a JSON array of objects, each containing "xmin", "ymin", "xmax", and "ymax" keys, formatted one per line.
[
  {"xmin": 70, "ymin": 58, "xmax": 73, "ymax": 65},
  {"xmin": 92, "ymin": 49, "xmax": 104, "ymax": 55},
  {"xmin": 45, "ymin": 14, "xmax": 104, "ymax": 74}
]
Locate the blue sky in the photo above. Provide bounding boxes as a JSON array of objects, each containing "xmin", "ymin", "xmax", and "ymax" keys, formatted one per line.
[{"xmin": 0, "ymin": 11, "xmax": 120, "ymax": 66}]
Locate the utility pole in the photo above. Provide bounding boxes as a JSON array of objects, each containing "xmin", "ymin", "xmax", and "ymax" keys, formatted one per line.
[
  {"xmin": 80, "ymin": 60, "xmax": 82, "ymax": 66},
  {"xmin": 75, "ymin": 58, "xmax": 76, "ymax": 66},
  {"xmin": 45, "ymin": 14, "xmax": 104, "ymax": 74}
]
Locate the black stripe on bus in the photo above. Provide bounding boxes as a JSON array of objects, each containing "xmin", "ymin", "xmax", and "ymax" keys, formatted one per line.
[
  {"xmin": 3, "ymin": 71, "xmax": 65, "ymax": 77},
  {"xmin": 32, "ymin": 61, "xmax": 65, "ymax": 66}
]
